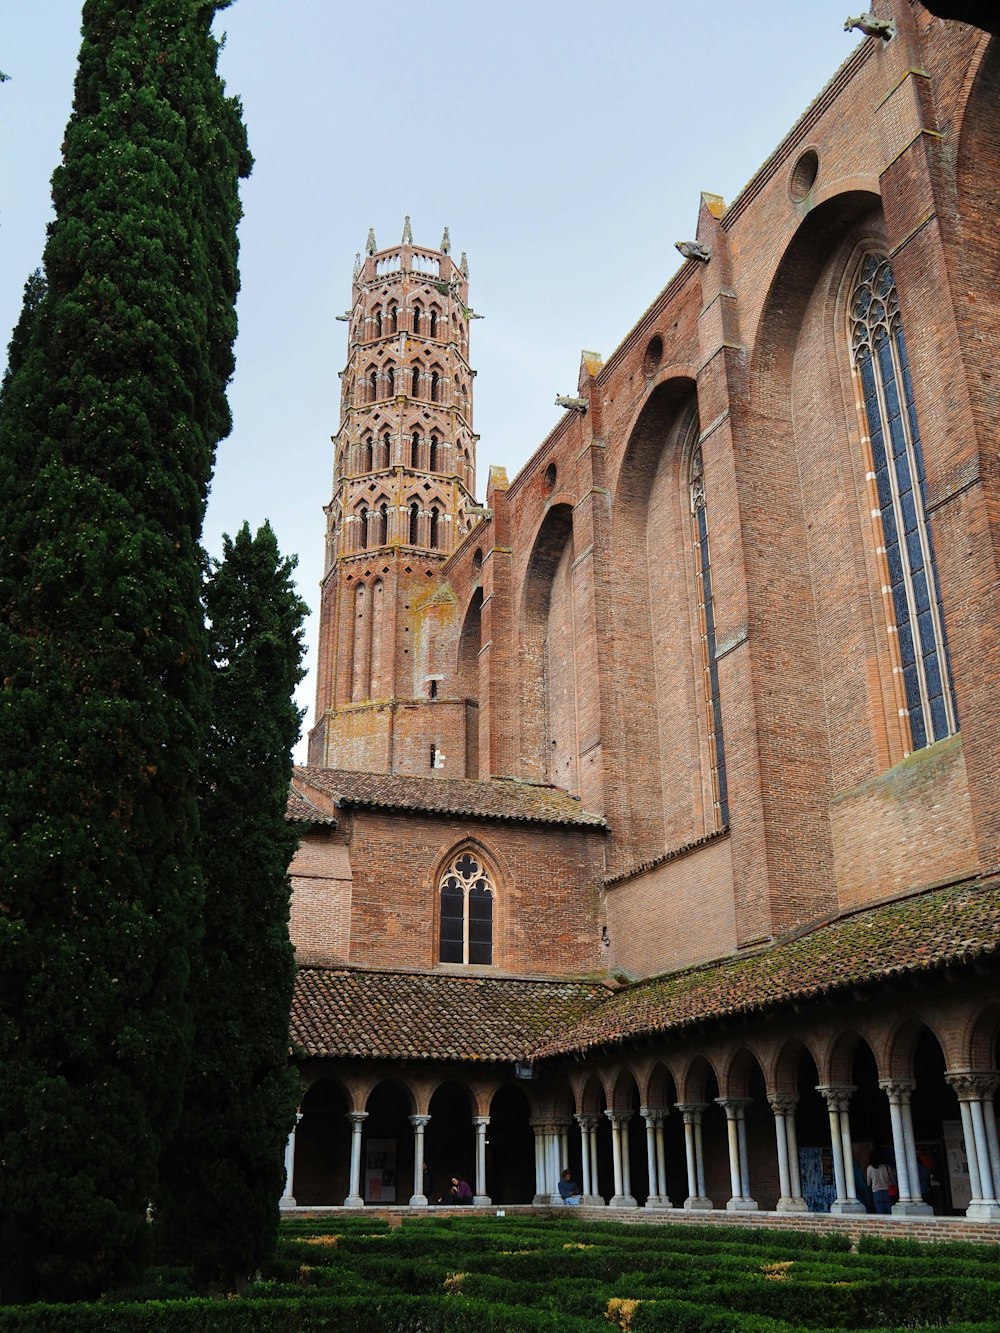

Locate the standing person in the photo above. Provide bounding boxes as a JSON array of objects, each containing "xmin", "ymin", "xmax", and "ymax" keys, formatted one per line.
[
  {"xmin": 558, "ymin": 1169, "xmax": 582, "ymax": 1205},
  {"xmin": 867, "ymin": 1150, "xmax": 894, "ymax": 1214}
]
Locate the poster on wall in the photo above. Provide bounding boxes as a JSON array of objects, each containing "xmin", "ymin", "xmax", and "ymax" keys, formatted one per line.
[
  {"xmin": 942, "ymin": 1120, "xmax": 971, "ymax": 1211},
  {"xmin": 799, "ymin": 1146, "xmax": 836, "ymax": 1213},
  {"xmin": 365, "ymin": 1137, "xmax": 397, "ymax": 1203}
]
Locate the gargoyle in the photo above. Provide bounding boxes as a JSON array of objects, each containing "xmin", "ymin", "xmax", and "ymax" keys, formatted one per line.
[
  {"xmin": 844, "ymin": 13, "xmax": 896, "ymax": 39},
  {"xmin": 675, "ymin": 240, "xmax": 712, "ymax": 263}
]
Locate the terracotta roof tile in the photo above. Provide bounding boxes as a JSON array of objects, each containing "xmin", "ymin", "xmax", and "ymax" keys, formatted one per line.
[
  {"xmin": 533, "ymin": 877, "xmax": 1000, "ymax": 1057},
  {"xmin": 291, "ymin": 967, "xmax": 608, "ymax": 1062},
  {"xmin": 286, "ymin": 788, "xmax": 337, "ymax": 825},
  {"xmin": 292, "ymin": 767, "xmax": 606, "ymax": 828}
]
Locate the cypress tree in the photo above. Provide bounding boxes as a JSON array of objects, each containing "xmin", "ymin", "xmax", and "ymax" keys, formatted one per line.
[
  {"xmin": 0, "ymin": 0, "xmax": 250, "ymax": 1302},
  {"xmin": 158, "ymin": 522, "xmax": 306, "ymax": 1292}
]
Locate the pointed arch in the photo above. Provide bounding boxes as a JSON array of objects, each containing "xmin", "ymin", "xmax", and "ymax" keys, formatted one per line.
[{"xmin": 437, "ymin": 846, "xmax": 496, "ymax": 966}]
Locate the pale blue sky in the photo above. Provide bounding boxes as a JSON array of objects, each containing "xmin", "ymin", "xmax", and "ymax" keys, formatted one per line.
[{"xmin": 1, "ymin": 2, "xmax": 862, "ymax": 752}]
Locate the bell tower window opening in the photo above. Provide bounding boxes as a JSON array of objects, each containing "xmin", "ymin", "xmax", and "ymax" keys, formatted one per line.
[
  {"xmin": 690, "ymin": 444, "xmax": 729, "ymax": 828},
  {"xmin": 849, "ymin": 253, "xmax": 957, "ymax": 750},
  {"xmin": 429, "ymin": 308, "xmax": 438, "ymax": 339},
  {"xmin": 386, "ymin": 364, "xmax": 395, "ymax": 397},
  {"xmin": 429, "ymin": 434, "xmax": 439, "ymax": 472},
  {"xmin": 409, "ymin": 501, "xmax": 420, "ymax": 545},
  {"xmin": 429, "ymin": 505, "xmax": 440, "ymax": 549},
  {"xmin": 439, "ymin": 851, "xmax": 494, "ymax": 966},
  {"xmin": 375, "ymin": 308, "xmax": 383, "ymax": 338},
  {"xmin": 390, "ymin": 305, "xmax": 398, "ymax": 334},
  {"xmin": 411, "ymin": 430, "xmax": 420, "ymax": 466},
  {"xmin": 368, "ymin": 369, "xmax": 378, "ymax": 403},
  {"xmin": 412, "ymin": 305, "xmax": 422, "ymax": 335},
  {"xmin": 359, "ymin": 507, "xmax": 370, "ymax": 550},
  {"xmin": 430, "ymin": 371, "xmax": 440, "ymax": 403}
]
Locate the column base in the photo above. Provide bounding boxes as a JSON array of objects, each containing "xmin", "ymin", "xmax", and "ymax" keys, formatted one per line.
[
  {"xmin": 472, "ymin": 1195, "xmax": 491, "ymax": 1207},
  {"xmin": 775, "ymin": 1197, "xmax": 809, "ymax": 1213},
  {"xmin": 966, "ymin": 1202, "xmax": 1000, "ymax": 1221},
  {"xmin": 830, "ymin": 1199, "xmax": 867, "ymax": 1215},
  {"xmin": 644, "ymin": 1195, "xmax": 672, "ymax": 1209},
  {"xmin": 408, "ymin": 1194, "xmax": 429, "ymax": 1208},
  {"xmin": 278, "ymin": 1195, "xmax": 297, "ymax": 1210},
  {"xmin": 532, "ymin": 1193, "xmax": 546, "ymax": 1206},
  {"xmin": 343, "ymin": 1195, "xmax": 365, "ymax": 1208},
  {"xmin": 608, "ymin": 1194, "xmax": 638, "ymax": 1209},
  {"xmin": 683, "ymin": 1196, "xmax": 713, "ymax": 1210},
  {"xmin": 582, "ymin": 1194, "xmax": 606, "ymax": 1207},
  {"xmin": 891, "ymin": 1200, "xmax": 933, "ymax": 1217},
  {"xmin": 727, "ymin": 1198, "xmax": 759, "ymax": 1212}
]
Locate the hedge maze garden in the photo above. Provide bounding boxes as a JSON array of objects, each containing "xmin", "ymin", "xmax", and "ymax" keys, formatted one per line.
[{"xmin": 2, "ymin": 1215, "xmax": 1000, "ymax": 1330}]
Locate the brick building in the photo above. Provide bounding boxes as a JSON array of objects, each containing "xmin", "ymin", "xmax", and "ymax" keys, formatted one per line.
[{"xmin": 282, "ymin": 1, "xmax": 1000, "ymax": 1221}]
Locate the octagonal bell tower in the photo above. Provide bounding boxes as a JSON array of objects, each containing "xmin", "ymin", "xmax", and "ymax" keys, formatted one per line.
[{"xmin": 309, "ymin": 219, "xmax": 482, "ymax": 775}]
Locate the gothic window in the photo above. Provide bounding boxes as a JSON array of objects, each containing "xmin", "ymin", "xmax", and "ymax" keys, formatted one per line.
[
  {"xmin": 439, "ymin": 850, "xmax": 494, "ymax": 966},
  {"xmin": 689, "ymin": 445, "xmax": 729, "ymax": 828},
  {"xmin": 389, "ymin": 305, "xmax": 399, "ymax": 334},
  {"xmin": 411, "ymin": 431, "xmax": 420, "ymax": 467},
  {"xmin": 386, "ymin": 364, "xmax": 395, "ymax": 397},
  {"xmin": 412, "ymin": 304, "xmax": 422, "ymax": 335},
  {"xmin": 430, "ymin": 370, "xmax": 440, "ymax": 403},
  {"xmin": 412, "ymin": 366, "xmax": 421, "ymax": 397},
  {"xmin": 381, "ymin": 430, "xmax": 391, "ymax": 467},
  {"xmin": 429, "ymin": 505, "xmax": 440, "ymax": 549},
  {"xmin": 375, "ymin": 308, "xmax": 383, "ymax": 338},
  {"xmin": 409, "ymin": 501, "xmax": 420, "ymax": 544},
  {"xmin": 849, "ymin": 253, "xmax": 957, "ymax": 750},
  {"xmin": 429, "ymin": 308, "xmax": 438, "ymax": 339},
  {"xmin": 363, "ymin": 435, "xmax": 373, "ymax": 472},
  {"xmin": 429, "ymin": 434, "xmax": 439, "ymax": 472},
  {"xmin": 377, "ymin": 501, "xmax": 389, "ymax": 545},
  {"xmin": 368, "ymin": 369, "xmax": 378, "ymax": 403},
  {"xmin": 359, "ymin": 507, "xmax": 370, "ymax": 550}
]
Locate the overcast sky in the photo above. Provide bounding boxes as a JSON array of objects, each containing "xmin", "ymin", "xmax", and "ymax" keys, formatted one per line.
[{"xmin": 2, "ymin": 1, "xmax": 863, "ymax": 755}]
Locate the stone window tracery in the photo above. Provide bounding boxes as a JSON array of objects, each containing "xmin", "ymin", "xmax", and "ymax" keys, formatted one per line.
[
  {"xmin": 689, "ymin": 443, "xmax": 729, "ymax": 828},
  {"xmin": 849, "ymin": 253, "xmax": 957, "ymax": 750},
  {"xmin": 439, "ymin": 850, "xmax": 494, "ymax": 966}
]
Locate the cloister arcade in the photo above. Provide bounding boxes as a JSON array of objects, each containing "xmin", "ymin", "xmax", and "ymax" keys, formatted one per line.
[{"xmin": 281, "ymin": 1001, "xmax": 1000, "ymax": 1223}]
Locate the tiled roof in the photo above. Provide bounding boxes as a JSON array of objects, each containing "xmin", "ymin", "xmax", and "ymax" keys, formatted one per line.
[
  {"xmin": 533, "ymin": 877, "xmax": 1000, "ymax": 1057},
  {"xmin": 292, "ymin": 767, "xmax": 606, "ymax": 828},
  {"xmin": 291, "ymin": 967, "xmax": 609, "ymax": 1062},
  {"xmin": 286, "ymin": 788, "xmax": 337, "ymax": 825}
]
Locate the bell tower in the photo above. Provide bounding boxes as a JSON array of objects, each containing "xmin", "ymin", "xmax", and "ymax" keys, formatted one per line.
[{"xmin": 308, "ymin": 219, "xmax": 481, "ymax": 774}]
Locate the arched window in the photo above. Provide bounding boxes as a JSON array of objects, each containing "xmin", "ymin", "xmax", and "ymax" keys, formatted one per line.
[
  {"xmin": 689, "ymin": 444, "xmax": 728, "ymax": 828},
  {"xmin": 411, "ymin": 366, "xmax": 421, "ymax": 397},
  {"xmin": 368, "ymin": 369, "xmax": 378, "ymax": 403},
  {"xmin": 411, "ymin": 431, "xmax": 420, "ymax": 467},
  {"xmin": 429, "ymin": 308, "xmax": 438, "ymax": 339},
  {"xmin": 439, "ymin": 850, "xmax": 494, "ymax": 966},
  {"xmin": 429, "ymin": 434, "xmax": 439, "ymax": 472},
  {"xmin": 430, "ymin": 370, "xmax": 440, "ymax": 403},
  {"xmin": 381, "ymin": 430, "xmax": 391, "ymax": 467},
  {"xmin": 409, "ymin": 501, "xmax": 420, "ymax": 544},
  {"xmin": 359, "ymin": 507, "xmax": 370, "ymax": 550},
  {"xmin": 389, "ymin": 305, "xmax": 399, "ymax": 334},
  {"xmin": 375, "ymin": 308, "xmax": 383, "ymax": 338},
  {"xmin": 386, "ymin": 364, "xmax": 395, "ymax": 397},
  {"xmin": 363, "ymin": 435, "xmax": 373, "ymax": 472},
  {"xmin": 849, "ymin": 253, "xmax": 957, "ymax": 750},
  {"xmin": 429, "ymin": 505, "xmax": 440, "ymax": 549},
  {"xmin": 377, "ymin": 501, "xmax": 389, "ymax": 545},
  {"xmin": 412, "ymin": 305, "xmax": 422, "ymax": 335}
]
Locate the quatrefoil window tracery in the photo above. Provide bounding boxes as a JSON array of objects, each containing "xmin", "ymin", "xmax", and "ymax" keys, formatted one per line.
[{"xmin": 439, "ymin": 851, "xmax": 494, "ymax": 966}]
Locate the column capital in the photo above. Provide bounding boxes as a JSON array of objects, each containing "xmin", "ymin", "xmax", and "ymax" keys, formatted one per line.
[
  {"xmin": 676, "ymin": 1101, "xmax": 708, "ymax": 1124},
  {"xmin": 348, "ymin": 1111, "xmax": 369, "ymax": 1127},
  {"xmin": 945, "ymin": 1070, "xmax": 999, "ymax": 1101},
  {"xmin": 639, "ymin": 1106, "xmax": 667, "ymax": 1126},
  {"xmin": 575, "ymin": 1113, "xmax": 601, "ymax": 1131},
  {"xmin": 408, "ymin": 1114, "xmax": 431, "ymax": 1130},
  {"xmin": 767, "ymin": 1093, "xmax": 798, "ymax": 1114},
  {"xmin": 604, "ymin": 1109, "xmax": 632, "ymax": 1126},
  {"xmin": 473, "ymin": 1114, "xmax": 490, "ymax": 1129},
  {"xmin": 716, "ymin": 1096, "xmax": 753, "ymax": 1115},
  {"xmin": 817, "ymin": 1084, "xmax": 855, "ymax": 1113},
  {"xmin": 878, "ymin": 1078, "xmax": 916, "ymax": 1103}
]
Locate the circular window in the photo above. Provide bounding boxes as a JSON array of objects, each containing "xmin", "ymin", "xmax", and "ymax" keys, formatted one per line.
[
  {"xmin": 789, "ymin": 149, "xmax": 819, "ymax": 202},
  {"xmin": 544, "ymin": 463, "xmax": 557, "ymax": 492},
  {"xmin": 643, "ymin": 335, "xmax": 663, "ymax": 377}
]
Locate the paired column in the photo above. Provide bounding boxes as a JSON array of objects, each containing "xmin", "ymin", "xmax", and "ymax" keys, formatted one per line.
[
  {"xmin": 473, "ymin": 1115, "xmax": 492, "ymax": 1205},
  {"xmin": 345, "ymin": 1110, "xmax": 368, "ymax": 1208},
  {"xmin": 716, "ymin": 1098, "xmax": 757, "ymax": 1211},
  {"xmin": 279, "ymin": 1109, "xmax": 303, "ymax": 1209},
  {"xmin": 530, "ymin": 1118, "xmax": 565, "ymax": 1204},
  {"xmin": 640, "ymin": 1107, "xmax": 671, "ymax": 1208},
  {"xmin": 408, "ymin": 1114, "xmax": 430, "ymax": 1207},
  {"xmin": 575, "ymin": 1114, "xmax": 604, "ymax": 1205},
  {"xmin": 817, "ymin": 1086, "xmax": 866, "ymax": 1215},
  {"xmin": 767, "ymin": 1094, "xmax": 806, "ymax": 1212},
  {"xmin": 878, "ymin": 1079, "xmax": 931, "ymax": 1216},
  {"xmin": 945, "ymin": 1072, "xmax": 1000, "ymax": 1221},
  {"xmin": 604, "ymin": 1110, "xmax": 638, "ymax": 1208},
  {"xmin": 676, "ymin": 1103, "xmax": 712, "ymax": 1209}
]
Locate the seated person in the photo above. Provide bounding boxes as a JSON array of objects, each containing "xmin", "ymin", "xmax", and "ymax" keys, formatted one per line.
[
  {"xmin": 448, "ymin": 1175, "xmax": 473, "ymax": 1203},
  {"xmin": 558, "ymin": 1168, "xmax": 581, "ymax": 1205}
]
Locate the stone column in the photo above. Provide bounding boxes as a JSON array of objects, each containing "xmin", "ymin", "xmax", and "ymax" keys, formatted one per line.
[
  {"xmin": 818, "ymin": 1086, "xmax": 865, "ymax": 1215},
  {"xmin": 345, "ymin": 1111, "xmax": 368, "ymax": 1208},
  {"xmin": 530, "ymin": 1118, "xmax": 546, "ymax": 1205},
  {"xmin": 768, "ymin": 1094, "xmax": 807, "ymax": 1213},
  {"xmin": 716, "ymin": 1098, "xmax": 757, "ymax": 1211},
  {"xmin": 408, "ymin": 1114, "xmax": 430, "ymax": 1208},
  {"xmin": 575, "ymin": 1114, "xmax": 593, "ymax": 1198},
  {"xmin": 575, "ymin": 1113, "xmax": 604, "ymax": 1205},
  {"xmin": 676, "ymin": 1102, "xmax": 712, "ymax": 1209},
  {"xmin": 472, "ymin": 1115, "xmax": 491, "ymax": 1206},
  {"xmin": 982, "ymin": 1087, "xmax": 1000, "ymax": 1204},
  {"xmin": 605, "ymin": 1111, "xmax": 637, "ymax": 1208},
  {"xmin": 279, "ymin": 1110, "xmax": 303, "ymax": 1209},
  {"xmin": 640, "ymin": 1108, "xmax": 671, "ymax": 1208},
  {"xmin": 946, "ymin": 1073, "xmax": 1000, "ymax": 1219},
  {"xmin": 879, "ymin": 1080, "xmax": 930, "ymax": 1215}
]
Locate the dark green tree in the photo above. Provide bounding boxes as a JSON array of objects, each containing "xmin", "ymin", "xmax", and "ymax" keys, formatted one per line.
[
  {"xmin": 158, "ymin": 522, "xmax": 306, "ymax": 1292},
  {"xmin": 0, "ymin": 0, "xmax": 250, "ymax": 1302}
]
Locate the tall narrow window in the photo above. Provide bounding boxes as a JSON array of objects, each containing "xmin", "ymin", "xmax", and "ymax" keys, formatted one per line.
[
  {"xmin": 359, "ymin": 507, "xmax": 370, "ymax": 550},
  {"xmin": 368, "ymin": 369, "xmax": 378, "ymax": 403},
  {"xmin": 439, "ymin": 851, "xmax": 494, "ymax": 965},
  {"xmin": 429, "ymin": 309, "xmax": 438, "ymax": 338},
  {"xmin": 690, "ymin": 445, "xmax": 729, "ymax": 828},
  {"xmin": 412, "ymin": 305, "xmax": 422, "ymax": 335},
  {"xmin": 429, "ymin": 434, "xmax": 439, "ymax": 472},
  {"xmin": 386, "ymin": 364, "xmax": 395, "ymax": 397},
  {"xmin": 412, "ymin": 366, "xmax": 421, "ymax": 397},
  {"xmin": 430, "ymin": 371, "xmax": 440, "ymax": 403},
  {"xmin": 409, "ymin": 501, "xmax": 420, "ymax": 544},
  {"xmin": 429, "ymin": 505, "xmax": 440, "ymax": 549},
  {"xmin": 363, "ymin": 436, "xmax": 373, "ymax": 472},
  {"xmin": 850, "ymin": 253, "xmax": 957, "ymax": 750},
  {"xmin": 389, "ymin": 305, "xmax": 399, "ymax": 334}
]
